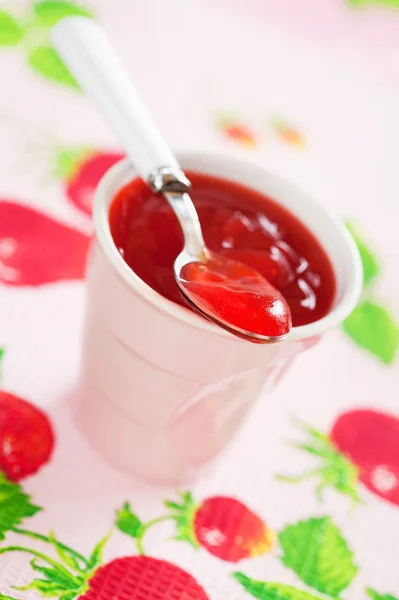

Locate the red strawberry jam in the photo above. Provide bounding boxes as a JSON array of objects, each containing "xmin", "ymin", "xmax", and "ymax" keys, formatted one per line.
[{"xmin": 109, "ymin": 172, "xmax": 336, "ymax": 328}]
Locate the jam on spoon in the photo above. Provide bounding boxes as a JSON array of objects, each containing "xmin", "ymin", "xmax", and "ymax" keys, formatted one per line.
[{"xmin": 180, "ymin": 253, "xmax": 291, "ymax": 341}]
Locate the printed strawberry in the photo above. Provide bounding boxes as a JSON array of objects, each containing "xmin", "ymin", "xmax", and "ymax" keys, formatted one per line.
[
  {"xmin": 278, "ymin": 410, "xmax": 399, "ymax": 507},
  {"xmin": 0, "ymin": 390, "xmax": 54, "ymax": 481},
  {"xmin": 80, "ymin": 556, "xmax": 210, "ymax": 600},
  {"xmin": 54, "ymin": 148, "xmax": 124, "ymax": 215},
  {"xmin": 0, "ymin": 201, "xmax": 90, "ymax": 286},
  {"xmin": 216, "ymin": 116, "xmax": 256, "ymax": 147},
  {"xmin": 192, "ymin": 496, "xmax": 274, "ymax": 562},
  {"xmin": 0, "ymin": 531, "xmax": 210, "ymax": 600},
  {"xmin": 116, "ymin": 492, "xmax": 274, "ymax": 563}
]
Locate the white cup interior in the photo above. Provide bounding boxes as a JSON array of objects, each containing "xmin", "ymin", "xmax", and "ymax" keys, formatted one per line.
[{"xmin": 94, "ymin": 151, "xmax": 363, "ymax": 342}]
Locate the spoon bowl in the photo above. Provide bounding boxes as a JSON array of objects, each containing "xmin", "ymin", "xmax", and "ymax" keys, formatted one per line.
[{"xmin": 176, "ymin": 251, "xmax": 291, "ymax": 343}]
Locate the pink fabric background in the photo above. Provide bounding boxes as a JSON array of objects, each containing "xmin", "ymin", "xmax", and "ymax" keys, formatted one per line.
[
  {"xmin": 0, "ymin": 1, "xmax": 399, "ymax": 599},
  {"xmin": 214, "ymin": 0, "xmax": 399, "ymax": 82}
]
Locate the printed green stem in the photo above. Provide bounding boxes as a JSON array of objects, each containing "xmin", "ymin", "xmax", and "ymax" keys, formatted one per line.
[
  {"xmin": 0, "ymin": 546, "xmax": 80, "ymax": 583},
  {"xmin": 116, "ymin": 493, "xmax": 199, "ymax": 553},
  {"xmin": 10, "ymin": 527, "xmax": 88, "ymax": 566},
  {"xmin": 136, "ymin": 516, "xmax": 173, "ymax": 555},
  {"xmin": 0, "ymin": 347, "xmax": 4, "ymax": 384},
  {"xmin": 277, "ymin": 421, "xmax": 362, "ymax": 506},
  {"xmin": 276, "ymin": 469, "xmax": 326, "ymax": 483}
]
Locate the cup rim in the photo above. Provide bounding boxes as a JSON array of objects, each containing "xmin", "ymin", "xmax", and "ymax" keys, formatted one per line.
[{"xmin": 93, "ymin": 151, "xmax": 363, "ymax": 343}]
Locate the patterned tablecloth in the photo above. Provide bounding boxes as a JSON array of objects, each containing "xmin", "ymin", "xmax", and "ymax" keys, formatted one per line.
[{"xmin": 0, "ymin": 1, "xmax": 399, "ymax": 599}]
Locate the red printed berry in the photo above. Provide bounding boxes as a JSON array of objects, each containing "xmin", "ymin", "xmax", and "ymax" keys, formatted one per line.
[
  {"xmin": 0, "ymin": 391, "xmax": 54, "ymax": 481},
  {"xmin": 217, "ymin": 118, "xmax": 256, "ymax": 147},
  {"xmin": 0, "ymin": 201, "xmax": 90, "ymax": 286},
  {"xmin": 116, "ymin": 492, "xmax": 274, "ymax": 563},
  {"xmin": 56, "ymin": 149, "xmax": 124, "ymax": 215},
  {"xmin": 331, "ymin": 410, "xmax": 399, "ymax": 505},
  {"xmin": 279, "ymin": 409, "xmax": 399, "ymax": 507},
  {"xmin": 193, "ymin": 496, "xmax": 274, "ymax": 562},
  {"xmin": 80, "ymin": 556, "xmax": 209, "ymax": 600},
  {"xmin": 0, "ymin": 533, "xmax": 209, "ymax": 599}
]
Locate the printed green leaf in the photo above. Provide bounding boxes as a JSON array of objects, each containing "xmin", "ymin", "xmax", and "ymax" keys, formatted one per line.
[
  {"xmin": 49, "ymin": 531, "xmax": 82, "ymax": 571},
  {"xmin": 233, "ymin": 573, "xmax": 323, "ymax": 600},
  {"xmin": 277, "ymin": 419, "xmax": 362, "ymax": 505},
  {"xmin": 0, "ymin": 347, "xmax": 4, "ymax": 381},
  {"xmin": 28, "ymin": 45, "xmax": 80, "ymax": 90},
  {"xmin": 0, "ymin": 472, "xmax": 41, "ymax": 540},
  {"xmin": 0, "ymin": 11, "xmax": 24, "ymax": 46},
  {"xmin": 278, "ymin": 517, "xmax": 358, "ymax": 596},
  {"xmin": 343, "ymin": 300, "xmax": 399, "ymax": 365},
  {"xmin": 0, "ymin": 594, "xmax": 19, "ymax": 600},
  {"xmin": 53, "ymin": 146, "xmax": 93, "ymax": 179},
  {"xmin": 348, "ymin": 0, "xmax": 399, "ymax": 7},
  {"xmin": 115, "ymin": 502, "xmax": 142, "ymax": 538},
  {"xmin": 164, "ymin": 501, "xmax": 184, "ymax": 511},
  {"xmin": 164, "ymin": 491, "xmax": 199, "ymax": 548},
  {"xmin": 87, "ymin": 531, "xmax": 111, "ymax": 570},
  {"xmin": 346, "ymin": 222, "xmax": 380, "ymax": 286},
  {"xmin": 14, "ymin": 550, "xmax": 88, "ymax": 598},
  {"xmin": 366, "ymin": 589, "xmax": 399, "ymax": 600},
  {"xmin": 30, "ymin": 560, "xmax": 80, "ymax": 588},
  {"xmin": 18, "ymin": 578, "xmax": 69, "ymax": 596},
  {"xmin": 33, "ymin": 1, "xmax": 93, "ymax": 27}
]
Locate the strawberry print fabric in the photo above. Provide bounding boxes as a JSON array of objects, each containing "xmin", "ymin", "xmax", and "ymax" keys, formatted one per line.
[{"xmin": 0, "ymin": 1, "xmax": 399, "ymax": 599}]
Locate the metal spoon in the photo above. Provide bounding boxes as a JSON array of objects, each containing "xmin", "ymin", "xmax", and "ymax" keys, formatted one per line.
[{"xmin": 52, "ymin": 17, "xmax": 291, "ymax": 343}]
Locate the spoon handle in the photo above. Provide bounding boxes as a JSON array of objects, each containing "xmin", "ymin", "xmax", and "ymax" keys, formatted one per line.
[{"xmin": 52, "ymin": 17, "xmax": 179, "ymax": 181}]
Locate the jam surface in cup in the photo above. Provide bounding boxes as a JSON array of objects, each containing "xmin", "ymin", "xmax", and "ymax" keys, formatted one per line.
[{"xmin": 109, "ymin": 171, "xmax": 336, "ymax": 328}]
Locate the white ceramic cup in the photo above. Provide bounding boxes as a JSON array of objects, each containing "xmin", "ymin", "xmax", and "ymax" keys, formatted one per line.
[{"xmin": 78, "ymin": 151, "xmax": 362, "ymax": 485}]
